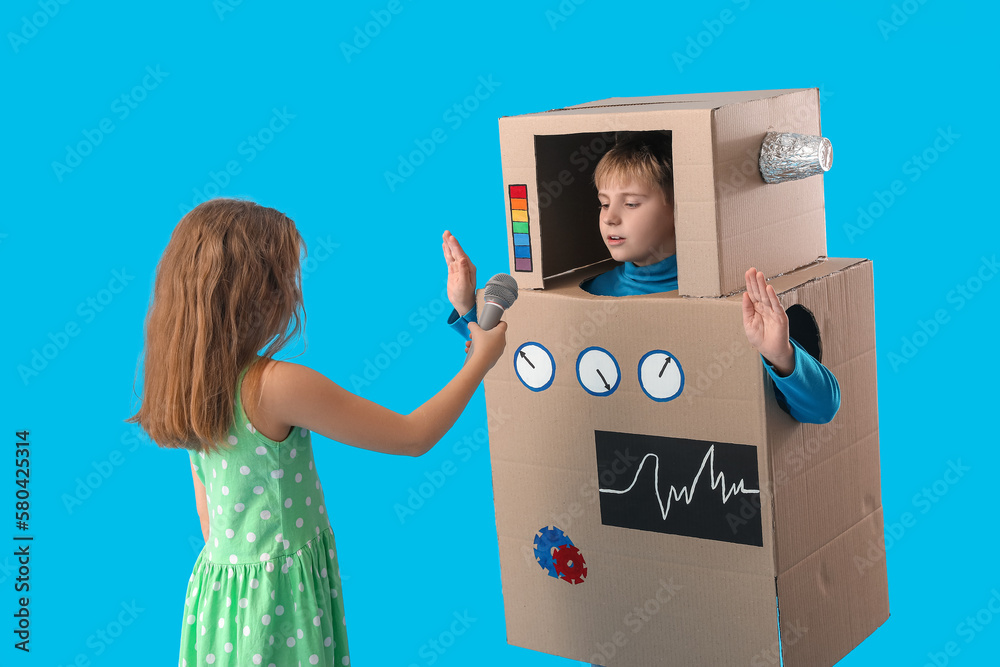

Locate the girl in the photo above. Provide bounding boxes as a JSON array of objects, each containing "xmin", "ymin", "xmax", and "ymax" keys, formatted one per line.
[{"xmin": 127, "ymin": 198, "xmax": 506, "ymax": 666}]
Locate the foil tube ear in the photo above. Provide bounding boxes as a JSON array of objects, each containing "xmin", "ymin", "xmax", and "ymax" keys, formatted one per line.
[{"xmin": 758, "ymin": 132, "xmax": 833, "ymax": 184}]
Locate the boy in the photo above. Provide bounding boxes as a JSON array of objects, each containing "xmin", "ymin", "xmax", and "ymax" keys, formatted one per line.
[{"xmin": 443, "ymin": 132, "xmax": 839, "ymax": 424}]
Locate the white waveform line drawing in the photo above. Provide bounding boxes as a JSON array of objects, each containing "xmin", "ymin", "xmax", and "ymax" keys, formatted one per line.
[{"xmin": 599, "ymin": 447, "xmax": 760, "ymax": 521}]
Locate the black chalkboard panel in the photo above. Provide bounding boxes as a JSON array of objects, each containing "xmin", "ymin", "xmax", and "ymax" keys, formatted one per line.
[{"xmin": 595, "ymin": 430, "xmax": 763, "ymax": 547}]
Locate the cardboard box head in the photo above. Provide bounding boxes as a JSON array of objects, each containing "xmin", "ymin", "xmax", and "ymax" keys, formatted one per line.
[{"xmin": 498, "ymin": 88, "xmax": 829, "ymax": 297}]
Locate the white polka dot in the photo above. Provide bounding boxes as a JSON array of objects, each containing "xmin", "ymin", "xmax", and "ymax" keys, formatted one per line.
[
  {"xmin": 283, "ymin": 540, "xmax": 290, "ymax": 549},
  {"xmin": 331, "ymin": 588, "xmax": 338, "ymax": 598},
  {"xmin": 319, "ymin": 505, "xmax": 325, "ymax": 514},
  {"xmin": 260, "ymin": 552, "xmax": 270, "ymax": 562},
  {"xmin": 261, "ymin": 510, "xmax": 271, "ymax": 520},
  {"xmin": 324, "ymin": 637, "xmax": 332, "ymax": 647},
  {"xmin": 253, "ymin": 486, "xmax": 264, "ymax": 495},
  {"xmin": 310, "ymin": 655, "xmax": 319, "ymax": 664},
  {"xmin": 228, "ymin": 435, "xmax": 238, "ymax": 445},
  {"xmin": 222, "ymin": 459, "xmax": 229, "ymax": 468},
  {"xmin": 290, "ymin": 449, "xmax": 297, "ymax": 459},
  {"xmin": 247, "ymin": 532, "xmax": 256, "ymax": 542},
  {"xmin": 286, "ymin": 637, "xmax": 295, "ymax": 647},
  {"xmin": 276, "ymin": 605, "xmax": 284, "ymax": 616},
  {"xmin": 230, "ymin": 555, "xmax": 238, "ymax": 564},
  {"xmin": 310, "ymin": 461, "xmax": 314, "ymax": 471},
  {"xmin": 216, "ymin": 505, "xmax": 223, "ymax": 514},
  {"xmin": 306, "ymin": 497, "xmax": 312, "ymax": 506},
  {"xmin": 235, "ymin": 503, "xmax": 245, "ymax": 512},
  {"xmin": 299, "ymin": 428, "xmax": 307, "ymax": 437},
  {"xmin": 285, "ymin": 498, "xmax": 293, "ymax": 508},
  {"xmin": 186, "ymin": 614, "xmax": 195, "ymax": 624},
  {"xmin": 225, "ymin": 528, "xmax": 235, "ymax": 538},
  {"xmin": 262, "ymin": 614, "xmax": 271, "ymax": 625},
  {"xmin": 244, "ymin": 625, "xmax": 251, "ymax": 636},
  {"xmin": 247, "ymin": 423, "xmax": 256, "ymax": 433},
  {"xmin": 256, "ymin": 445, "xmax": 267, "ymax": 455},
  {"xmin": 297, "ymin": 629, "xmax": 304, "ymax": 639},
  {"xmin": 240, "ymin": 466, "xmax": 250, "ymax": 475},
  {"xmin": 271, "ymin": 469, "xmax": 284, "ymax": 479},
  {"xmin": 212, "ymin": 469, "xmax": 217, "ymax": 478},
  {"xmin": 239, "ymin": 598, "xmax": 248, "ymax": 608},
  {"xmin": 222, "ymin": 486, "xmax": 229, "ymax": 495},
  {"xmin": 218, "ymin": 618, "xmax": 225, "ymax": 628},
  {"xmin": 342, "ymin": 657, "xmax": 350, "ymax": 665},
  {"xmin": 253, "ymin": 655, "xmax": 262, "ymax": 665},
  {"xmin": 315, "ymin": 480, "xmax": 320, "ymax": 489},
  {"xmin": 201, "ymin": 625, "xmax": 206, "ymax": 636},
  {"xmin": 313, "ymin": 615, "xmax": 320, "ymax": 626},
  {"xmin": 206, "ymin": 655, "xmax": 215, "ymax": 664},
  {"xmin": 250, "ymin": 578, "xmax": 259, "ymax": 589},
  {"xmin": 295, "ymin": 473, "xmax": 303, "ymax": 483},
  {"xmin": 224, "ymin": 642, "xmax": 233, "ymax": 653},
  {"xmin": 265, "ymin": 562, "xmax": 274, "ymax": 572},
  {"xmin": 321, "ymin": 568, "xmax": 327, "ymax": 578},
  {"xmin": 213, "ymin": 582, "xmax": 222, "ymax": 591},
  {"xmin": 296, "ymin": 518, "xmax": 303, "ymax": 528},
  {"xmin": 214, "ymin": 538, "xmax": 219, "ymax": 547}
]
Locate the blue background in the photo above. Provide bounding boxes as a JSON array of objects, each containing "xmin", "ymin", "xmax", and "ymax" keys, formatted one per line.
[{"xmin": 4, "ymin": 0, "xmax": 997, "ymax": 665}]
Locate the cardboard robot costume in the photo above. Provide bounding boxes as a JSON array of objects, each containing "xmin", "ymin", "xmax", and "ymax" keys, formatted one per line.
[{"xmin": 480, "ymin": 89, "xmax": 888, "ymax": 666}]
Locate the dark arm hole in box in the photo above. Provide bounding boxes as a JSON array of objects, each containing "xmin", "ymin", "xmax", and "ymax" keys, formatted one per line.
[{"xmin": 786, "ymin": 304, "xmax": 822, "ymax": 362}]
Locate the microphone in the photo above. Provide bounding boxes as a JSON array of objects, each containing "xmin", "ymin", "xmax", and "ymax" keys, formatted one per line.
[
  {"xmin": 466, "ymin": 273, "xmax": 518, "ymax": 362},
  {"xmin": 478, "ymin": 273, "xmax": 518, "ymax": 330}
]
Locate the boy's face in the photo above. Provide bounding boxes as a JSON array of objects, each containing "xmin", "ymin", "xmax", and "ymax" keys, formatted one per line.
[{"xmin": 597, "ymin": 179, "xmax": 675, "ymax": 266}]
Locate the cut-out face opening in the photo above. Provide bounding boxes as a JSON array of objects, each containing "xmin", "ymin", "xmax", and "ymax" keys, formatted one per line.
[
  {"xmin": 533, "ymin": 130, "xmax": 675, "ymax": 281},
  {"xmin": 786, "ymin": 304, "xmax": 822, "ymax": 362}
]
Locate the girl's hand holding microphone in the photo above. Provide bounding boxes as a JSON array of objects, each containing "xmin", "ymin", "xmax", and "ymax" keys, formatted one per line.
[{"xmin": 465, "ymin": 321, "xmax": 507, "ymax": 373}]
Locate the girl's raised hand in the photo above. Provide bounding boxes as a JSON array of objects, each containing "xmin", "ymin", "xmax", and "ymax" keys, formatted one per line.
[
  {"xmin": 443, "ymin": 230, "xmax": 477, "ymax": 316},
  {"xmin": 742, "ymin": 267, "xmax": 795, "ymax": 376}
]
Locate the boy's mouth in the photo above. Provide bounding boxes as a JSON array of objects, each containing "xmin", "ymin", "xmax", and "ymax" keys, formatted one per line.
[{"xmin": 607, "ymin": 235, "xmax": 625, "ymax": 246}]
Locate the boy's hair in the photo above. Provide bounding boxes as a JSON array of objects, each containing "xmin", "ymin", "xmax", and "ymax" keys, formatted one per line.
[
  {"xmin": 127, "ymin": 198, "xmax": 307, "ymax": 453},
  {"xmin": 593, "ymin": 131, "xmax": 674, "ymax": 204}
]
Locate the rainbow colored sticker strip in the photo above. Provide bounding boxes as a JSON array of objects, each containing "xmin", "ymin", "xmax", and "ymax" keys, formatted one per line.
[{"xmin": 509, "ymin": 184, "xmax": 532, "ymax": 272}]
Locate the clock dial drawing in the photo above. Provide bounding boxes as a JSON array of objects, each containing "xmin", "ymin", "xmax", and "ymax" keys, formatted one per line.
[
  {"xmin": 576, "ymin": 347, "xmax": 621, "ymax": 397},
  {"xmin": 638, "ymin": 350, "xmax": 685, "ymax": 402},
  {"xmin": 514, "ymin": 342, "xmax": 555, "ymax": 392}
]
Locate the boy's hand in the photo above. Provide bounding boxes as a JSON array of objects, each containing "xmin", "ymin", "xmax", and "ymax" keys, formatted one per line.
[
  {"xmin": 443, "ymin": 230, "xmax": 477, "ymax": 315},
  {"xmin": 742, "ymin": 267, "xmax": 795, "ymax": 377}
]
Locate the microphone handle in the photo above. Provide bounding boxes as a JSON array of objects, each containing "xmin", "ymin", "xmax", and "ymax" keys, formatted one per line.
[{"xmin": 465, "ymin": 302, "xmax": 505, "ymax": 363}]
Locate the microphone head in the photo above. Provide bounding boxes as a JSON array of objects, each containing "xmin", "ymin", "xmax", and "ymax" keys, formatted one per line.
[{"xmin": 484, "ymin": 273, "xmax": 519, "ymax": 309}]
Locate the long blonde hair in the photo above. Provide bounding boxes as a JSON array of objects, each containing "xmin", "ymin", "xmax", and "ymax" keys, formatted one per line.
[{"xmin": 127, "ymin": 198, "xmax": 307, "ymax": 452}]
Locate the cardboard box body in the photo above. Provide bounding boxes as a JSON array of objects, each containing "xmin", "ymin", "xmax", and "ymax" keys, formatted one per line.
[{"xmin": 483, "ymin": 90, "xmax": 888, "ymax": 666}]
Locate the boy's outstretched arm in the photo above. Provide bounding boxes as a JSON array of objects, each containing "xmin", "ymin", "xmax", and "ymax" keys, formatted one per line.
[
  {"xmin": 742, "ymin": 267, "xmax": 841, "ymax": 424},
  {"xmin": 443, "ymin": 230, "xmax": 479, "ymax": 340}
]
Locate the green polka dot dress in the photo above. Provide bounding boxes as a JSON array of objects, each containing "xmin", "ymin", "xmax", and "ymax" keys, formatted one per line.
[{"xmin": 180, "ymin": 365, "xmax": 350, "ymax": 666}]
